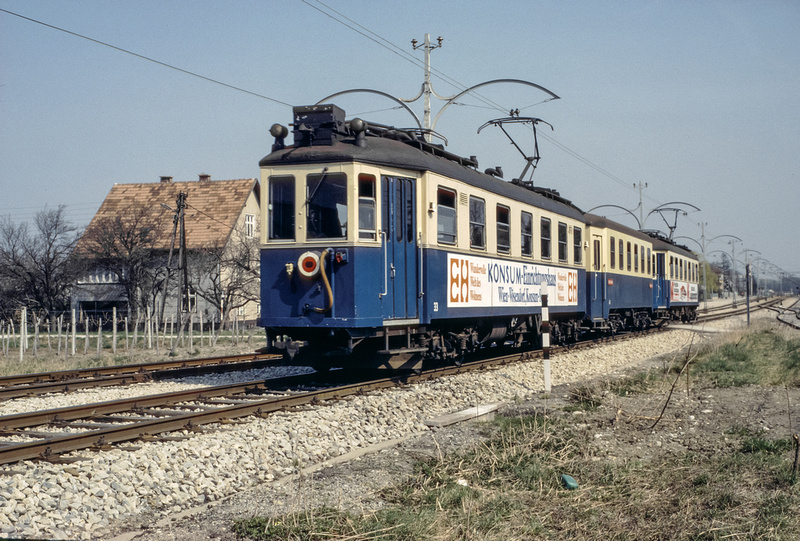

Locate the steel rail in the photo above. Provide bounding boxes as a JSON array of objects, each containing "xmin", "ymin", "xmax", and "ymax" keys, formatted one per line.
[
  {"xmin": 0, "ymin": 352, "xmax": 280, "ymax": 387},
  {"xmin": 3, "ymin": 304, "xmax": 779, "ymax": 465}
]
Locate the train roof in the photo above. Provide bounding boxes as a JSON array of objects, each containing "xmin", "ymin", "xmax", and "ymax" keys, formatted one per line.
[
  {"xmin": 259, "ymin": 105, "xmax": 586, "ymax": 222},
  {"xmin": 585, "ymin": 213, "xmax": 698, "ymax": 260}
]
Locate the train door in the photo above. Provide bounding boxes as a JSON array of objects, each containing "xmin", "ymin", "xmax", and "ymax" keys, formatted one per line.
[
  {"xmin": 590, "ymin": 234, "xmax": 607, "ymax": 318},
  {"xmin": 654, "ymin": 253, "xmax": 668, "ymax": 308},
  {"xmin": 381, "ymin": 176, "xmax": 419, "ymax": 320}
]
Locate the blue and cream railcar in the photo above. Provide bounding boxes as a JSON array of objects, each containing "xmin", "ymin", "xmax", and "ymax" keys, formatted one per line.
[
  {"xmin": 651, "ymin": 236, "xmax": 699, "ymax": 321},
  {"xmin": 258, "ymin": 104, "xmax": 587, "ymax": 369},
  {"xmin": 584, "ymin": 214, "xmax": 659, "ymax": 332}
]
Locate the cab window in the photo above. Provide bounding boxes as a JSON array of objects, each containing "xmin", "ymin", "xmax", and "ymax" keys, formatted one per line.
[
  {"xmin": 268, "ymin": 175, "xmax": 295, "ymax": 240},
  {"xmin": 307, "ymin": 172, "xmax": 347, "ymax": 239}
]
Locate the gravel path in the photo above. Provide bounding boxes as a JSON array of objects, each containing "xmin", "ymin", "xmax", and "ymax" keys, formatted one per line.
[{"xmin": 0, "ymin": 310, "xmax": 780, "ymax": 540}]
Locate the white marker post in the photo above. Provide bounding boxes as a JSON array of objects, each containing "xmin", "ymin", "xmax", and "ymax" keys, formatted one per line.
[{"xmin": 542, "ymin": 294, "xmax": 551, "ymax": 393}]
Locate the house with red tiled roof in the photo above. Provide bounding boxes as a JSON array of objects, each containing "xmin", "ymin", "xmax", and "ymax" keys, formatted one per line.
[{"xmin": 73, "ymin": 175, "xmax": 261, "ymax": 328}]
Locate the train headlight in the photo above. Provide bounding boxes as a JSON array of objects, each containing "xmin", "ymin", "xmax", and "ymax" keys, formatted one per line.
[{"xmin": 298, "ymin": 251, "xmax": 321, "ymax": 278}]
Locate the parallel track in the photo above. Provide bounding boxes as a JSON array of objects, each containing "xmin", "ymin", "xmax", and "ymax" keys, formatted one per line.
[
  {"xmin": 0, "ymin": 352, "xmax": 281, "ymax": 401},
  {"xmin": 1, "ymin": 297, "xmax": 793, "ymax": 465}
]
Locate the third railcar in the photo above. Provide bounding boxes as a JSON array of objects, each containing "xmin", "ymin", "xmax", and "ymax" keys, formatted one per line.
[{"xmin": 258, "ymin": 104, "xmax": 698, "ymax": 369}]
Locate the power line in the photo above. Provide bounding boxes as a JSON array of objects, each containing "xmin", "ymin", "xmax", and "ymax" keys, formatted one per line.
[{"xmin": 0, "ymin": 7, "xmax": 294, "ymax": 108}]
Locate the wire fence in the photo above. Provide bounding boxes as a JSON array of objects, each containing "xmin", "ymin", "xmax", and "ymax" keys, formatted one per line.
[{"xmin": 1, "ymin": 307, "xmax": 258, "ymax": 360}]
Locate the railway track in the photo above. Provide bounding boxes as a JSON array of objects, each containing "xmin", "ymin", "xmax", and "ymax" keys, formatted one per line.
[
  {"xmin": 0, "ymin": 352, "xmax": 281, "ymax": 401},
  {"xmin": 0, "ymin": 328, "xmax": 662, "ymax": 465},
  {"xmin": 2, "ymin": 299, "xmax": 792, "ymax": 465},
  {"xmin": 695, "ymin": 296, "xmax": 784, "ymax": 324}
]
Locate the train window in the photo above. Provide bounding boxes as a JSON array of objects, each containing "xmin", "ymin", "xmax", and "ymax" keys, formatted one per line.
[
  {"xmin": 358, "ymin": 174, "xmax": 376, "ymax": 240},
  {"xmin": 574, "ymin": 227, "xmax": 583, "ymax": 264},
  {"xmin": 670, "ymin": 257, "xmax": 674, "ymax": 279},
  {"xmin": 634, "ymin": 245, "xmax": 639, "ymax": 272},
  {"xmin": 558, "ymin": 222, "xmax": 567, "ymax": 262},
  {"xmin": 496, "ymin": 204, "xmax": 510, "ymax": 253},
  {"xmin": 647, "ymin": 248, "xmax": 651, "ymax": 276},
  {"xmin": 469, "ymin": 196, "xmax": 486, "ymax": 249},
  {"xmin": 640, "ymin": 245, "xmax": 645, "ymax": 274},
  {"xmin": 405, "ymin": 179, "xmax": 414, "ymax": 243},
  {"xmin": 593, "ymin": 238, "xmax": 600, "ymax": 271},
  {"xmin": 610, "ymin": 236, "xmax": 616, "ymax": 269},
  {"xmin": 307, "ymin": 172, "xmax": 347, "ymax": 239},
  {"xmin": 541, "ymin": 218, "xmax": 551, "ymax": 260},
  {"xmin": 395, "ymin": 181, "xmax": 403, "ymax": 242},
  {"xmin": 619, "ymin": 239, "xmax": 624, "ymax": 270},
  {"xmin": 268, "ymin": 175, "xmax": 295, "ymax": 240},
  {"xmin": 437, "ymin": 187, "xmax": 457, "ymax": 245},
  {"xmin": 521, "ymin": 211, "xmax": 533, "ymax": 256},
  {"xmin": 627, "ymin": 242, "xmax": 632, "ymax": 271}
]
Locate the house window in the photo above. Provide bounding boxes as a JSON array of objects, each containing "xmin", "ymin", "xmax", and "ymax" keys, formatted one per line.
[
  {"xmin": 268, "ymin": 175, "xmax": 294, "ymax": 240},
  {"xmin": 437, "ymin": 187, "xmax": 457, "ymax": 244},
  {"xmin": 558, "ymin": 222, "xmax": 568, "ymax": 262},
  {"xmin": 307, "ymin": 172, "xmax": 347, "ymax": 239},
  {"xmin": 610, "ymin": 236, "xmax": 616, "ymax": 269},
  {"xmin": 245, "ymin": 213, "xmax": 256, "ymax": 238},
  {"xmin": 541, "ymin": 218, "xmax": 551, "ymax": 260},
  {"xmin": 521, "ymin": 211, "xmax": 532, "ymax": 256},
  {"xmin": 497, "ymin": 204, "xmax": 510, "ymax": 253},
  {"xmin": 573, "ymin": 227, "xmax": 583, "ymax": 264},
  {"xmin": 469, "ymin": 196, "xmax": 485, "ymax": 249},
  {"xmin": 358, "ymin": 174, "xmax": 376, "ymax": 240},
  {"xmin": 182, "ymin": 288, "xmax": 197, "ymax": 313}
]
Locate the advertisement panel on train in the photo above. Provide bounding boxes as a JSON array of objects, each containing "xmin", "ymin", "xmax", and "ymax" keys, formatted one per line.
[
  {"xmin": 670, "ymin": 281, "xmax": 699, "ymax": 302},
  {"xmin": 447, "ymin": 253, "xmax": 579, "ymax": 308}
]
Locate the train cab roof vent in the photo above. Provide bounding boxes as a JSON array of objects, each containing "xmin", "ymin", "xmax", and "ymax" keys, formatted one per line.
[{"xmin": 292, "ymin": 104, "xmax": 346, "ymax": 147}]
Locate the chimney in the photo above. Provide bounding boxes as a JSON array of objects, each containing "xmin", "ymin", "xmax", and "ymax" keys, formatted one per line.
[
  {"xmin": 199, "ymin": 174, "xmax": 211, "ymax": 182},
  {"xmin": 160, "ymin": 176, "xmax": 173, "ymax": 183}
]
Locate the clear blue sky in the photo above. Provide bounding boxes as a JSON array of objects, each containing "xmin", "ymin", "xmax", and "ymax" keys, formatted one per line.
[{"xmin": 2, "ymin": 1, "xmax": 799, "ymax": 282}]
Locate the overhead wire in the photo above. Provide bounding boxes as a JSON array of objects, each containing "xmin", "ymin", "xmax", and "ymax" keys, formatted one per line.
[
  {"xmin": 0, "ymin": 7, "xmax": 293, "ymax": 108},
  {"xmin": 4, "ymin": 4, "xmax": 664, "ymax": 222},
  {"xmin": 306, "ymin": 1, "xmax": 653, "ymax": 205}
]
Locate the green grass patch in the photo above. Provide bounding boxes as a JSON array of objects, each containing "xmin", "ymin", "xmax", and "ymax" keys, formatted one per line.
[{"xmin": 682, "ymin": 328, "xmax": 800, "ymax": 388}]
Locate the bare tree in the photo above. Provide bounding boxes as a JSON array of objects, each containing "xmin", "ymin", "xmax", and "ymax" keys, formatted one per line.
[
  {"xmin": 0, "ymin": 206, "xmax": 81, "ymax": 317},
  {"xmin": 79, "ymin": 206, "xmax": 165, "ymax": 317},
  {"xmin": 189, "ymin": 226, "xmax": 260, "ymax": 329}
]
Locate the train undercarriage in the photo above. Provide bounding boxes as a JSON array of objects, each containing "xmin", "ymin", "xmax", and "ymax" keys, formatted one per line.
[{"xmin": 266, "ymin": 305, "xmax": 696, "ymax": 371}]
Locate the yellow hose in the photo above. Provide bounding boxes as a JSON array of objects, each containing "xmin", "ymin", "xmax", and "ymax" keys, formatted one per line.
[{"xmin": 313, "ymin": 250, "xmax": 333, "ymax": 313}]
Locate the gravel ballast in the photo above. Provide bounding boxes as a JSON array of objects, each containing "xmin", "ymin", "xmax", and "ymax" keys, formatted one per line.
[{"xmin": 0, "ymin": 313, "xmax": 775, "ymax": 539}]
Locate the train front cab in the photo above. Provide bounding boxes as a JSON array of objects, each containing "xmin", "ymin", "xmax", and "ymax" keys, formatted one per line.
[{"xmin": 259, "ymin": 160, "xmax": 424, "ymax": 368}]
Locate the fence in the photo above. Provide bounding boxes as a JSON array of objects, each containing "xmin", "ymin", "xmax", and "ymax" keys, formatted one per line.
[{"xmin": 1, "ymin": 307, "xmax": 257, "ymax": 360}]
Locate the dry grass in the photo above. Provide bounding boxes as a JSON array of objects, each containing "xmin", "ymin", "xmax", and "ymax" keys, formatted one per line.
[
  {"xmin": 0, "ymin": 330, "xmax": 266, "ymax": 377},
  {"xmin": 234, "ymin": 323, "xmax": 800, "ymax": 540}
]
